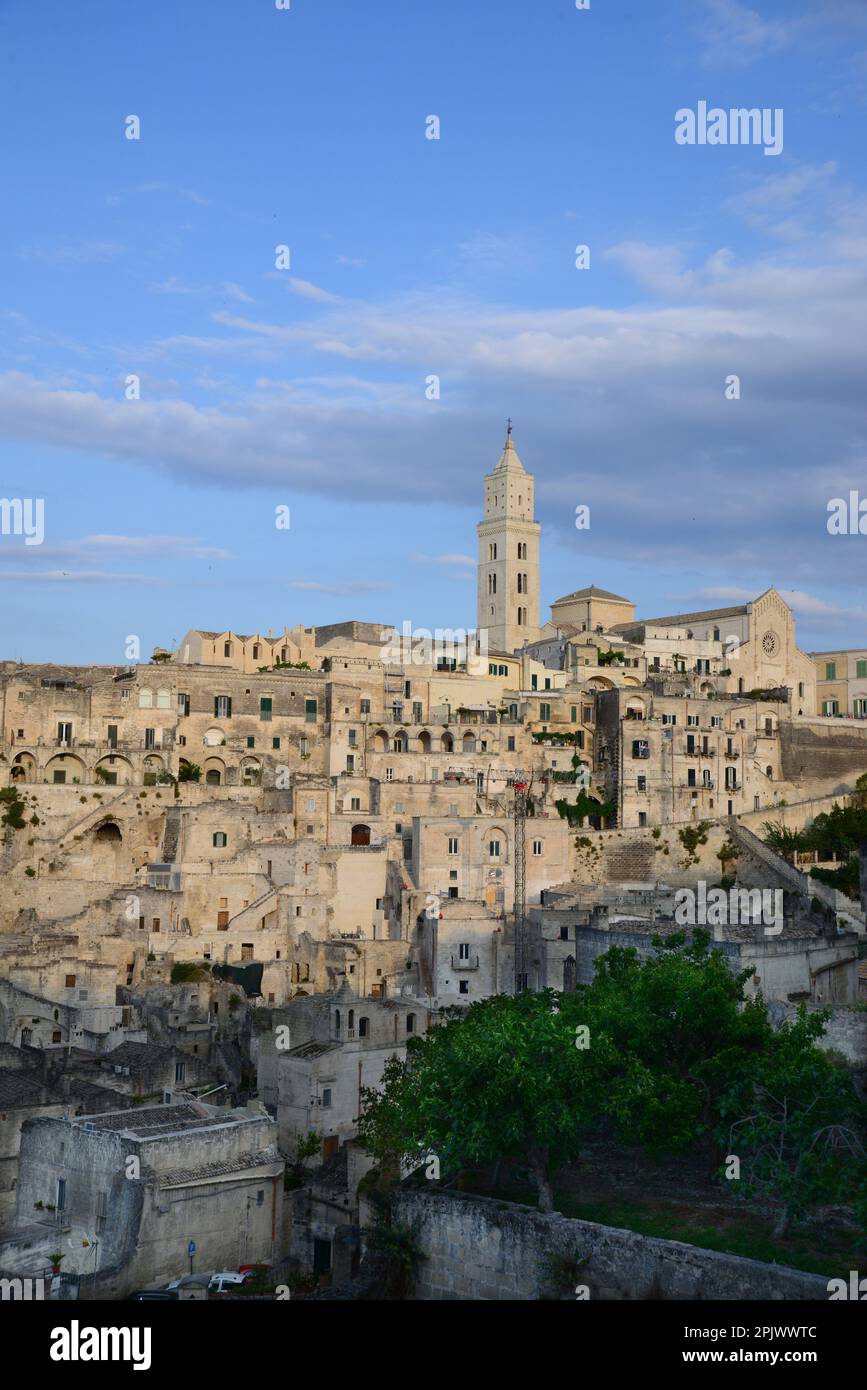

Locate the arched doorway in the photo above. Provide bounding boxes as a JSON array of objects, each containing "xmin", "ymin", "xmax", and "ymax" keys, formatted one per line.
[
  {"xmin": 351, "ymin": 824, "xmax": 371, "ymax": 846},
  {"xmin": 11, "ymin": 752, "xmax": 36, "ymax": 782},
  {"xmin": 95, "ymin": 821, "xmax": 122, "ymax": 843}
]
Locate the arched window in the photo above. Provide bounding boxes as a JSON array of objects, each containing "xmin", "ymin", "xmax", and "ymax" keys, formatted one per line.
[
  {"xmin": 138, "ymin": 688, "xmax": 153, "ymax": 708},
  {"xmin": 358, "ymin": 1017, "xmax": 369, "ymax": 1038},
  {"xmin": 406, "ymin": 1013, "xmax": 415, "ymax": 1034},
  {"xmin": 157, "ymin": 688, "xmax": 170, "ymax": 709}
]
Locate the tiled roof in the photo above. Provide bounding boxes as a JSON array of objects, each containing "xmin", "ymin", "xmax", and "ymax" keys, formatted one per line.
[
  {"xmin": 159, "ymin": 1148, "xmax": 282, "ymax": 1187},
  {"xmin": 0, "ymin": 1071, "xmax": 62, "ymax": 1107},
  {"xmin": 98, "ymin": 1042, "xmax": 173, "ymax": 1072},
  {"xmin": 553, "ymin": 585, "xmax": 633, "ymax": 605},
  {"xmin": 629, "ymin": 603, "xmax": 749, "ymax": 627}
]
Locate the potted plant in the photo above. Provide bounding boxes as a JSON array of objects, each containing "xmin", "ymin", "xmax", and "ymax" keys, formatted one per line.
[{"xmin": 49, "ymin": 1252, "xmax": 64, "ymax": 1275}]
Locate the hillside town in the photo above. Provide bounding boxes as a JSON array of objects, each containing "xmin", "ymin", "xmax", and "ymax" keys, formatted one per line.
[{"xmin": 1, "ymin": 430, "xmax": 865, "ymax": 1301}]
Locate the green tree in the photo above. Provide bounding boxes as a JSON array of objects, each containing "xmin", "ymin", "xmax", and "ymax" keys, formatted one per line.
[
  {"xmin": 570, "ymin": 932, "xmax": 770, "ymax": 1157},
  {"xmin": 717, "ymin": 1009, "xmax": 866, "ymax": 1238},
  {"xmin": 761, "ymin": 821, "xmax": 806, "ymax": 864},
  {"xmin": 358, "ymin": 993, "xmax": 612, "ymax": 1211}
]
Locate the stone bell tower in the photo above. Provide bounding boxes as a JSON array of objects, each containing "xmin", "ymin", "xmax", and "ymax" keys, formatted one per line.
[{"xmin": 476, "ymin": 422, "xmax": 541, "ymax": 654}]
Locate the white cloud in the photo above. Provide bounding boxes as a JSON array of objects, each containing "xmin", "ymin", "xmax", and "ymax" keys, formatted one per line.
[{"xmin": 285, "ymin": 278, "xmax": 341, "ymax": 304}]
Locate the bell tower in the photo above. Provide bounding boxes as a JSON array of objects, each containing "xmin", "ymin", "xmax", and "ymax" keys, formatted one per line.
[{"xmin": 476, "ymin": 422, "xmax": 541, "ymax": 654}]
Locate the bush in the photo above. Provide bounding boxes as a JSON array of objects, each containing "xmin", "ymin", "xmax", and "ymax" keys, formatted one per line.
[{"xmin": 170, "ymin": 961, "xmax": 210, "ymax": 983}]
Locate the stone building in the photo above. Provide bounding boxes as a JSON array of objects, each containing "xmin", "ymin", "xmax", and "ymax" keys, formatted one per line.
[
  {"xmin": 8, "ymin": 1099, "xmax": 283, "ymax": 1294},
  {"xmin": 811, "ymin": 648, "xmax": 867, "ymax": 719}
]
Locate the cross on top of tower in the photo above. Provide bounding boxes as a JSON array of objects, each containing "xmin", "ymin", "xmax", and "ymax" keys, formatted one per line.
[{"xmin": 506, "ymin": 417, "xmax": 513, "ymax": 441}]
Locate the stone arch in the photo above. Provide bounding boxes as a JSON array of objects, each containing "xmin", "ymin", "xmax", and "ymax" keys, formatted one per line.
[
  {"xmin": 204, "ymin": 727, "xmax": 225, "ymax": 748},
  {"xmin": 586, "ymin": 675, "xmax": 615, "ymax": 691},
  {"xmin": 625, "ymin": 697, "xmax": 647, "ymax": 719},
  {"xmin": 10, "ymin": 751, "xmax": 37, "ymax": 782},
  {"xmin": 372, "ymin": 729, "xmax": 389, "ymax": 753},
  {"xmin": 462, "ymin": 731, "xmax": 476, "ymax": 753},
  {"xmin": 351, "ymin": 824, "xmax": 371, "ymax": 846},
  {"xmin": 485, "ymin": 826, "xmax": 508, "ymax": 862},
  {"xmin": 44, "ymin": 753, "xmax": 86, "ymax": 785},
  {"xmin": 241, "ymin": 758, "xmax": 262, "ymax": 785},
  {"xmin": 441, "ymin": 732, "xmax": 454, "ymax": 753},
  {"xmin": 417, "ymin": 731, "xmax": 431, "ymax": 754},
  {"xmin": 94, "ymin": 820, "xmax": 122, "ymax": 843},
  {"xmin": 203, "ymin": 757, "xmax": 225, "ymax": 785},
  {"xmin": 94, "ymin": 754, "xmax": 133, "ymax": 786}
]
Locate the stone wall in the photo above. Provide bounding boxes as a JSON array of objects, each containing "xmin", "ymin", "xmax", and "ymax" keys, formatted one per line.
[
  {"xmin": 780, "ymin": 721, "xmax": 867, "ymax": 785},
  {"xmin": 392, "ymin": 1186, "xmax": 829, "ymax": 1301}
]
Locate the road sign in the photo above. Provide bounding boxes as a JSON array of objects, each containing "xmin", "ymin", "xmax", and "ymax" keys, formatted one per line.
[{"xmin": 188, "ymin": 1241, "xmax": 196, "ymax": 1256}]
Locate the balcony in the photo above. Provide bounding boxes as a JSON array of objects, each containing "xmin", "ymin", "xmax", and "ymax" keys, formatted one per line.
[{"xmin": 451, "ymin": 954, "xmax": 479, "ymax": 971}]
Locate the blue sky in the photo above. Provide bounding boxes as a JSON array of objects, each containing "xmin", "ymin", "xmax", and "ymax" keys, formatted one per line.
[{"xmin": 1, "ymin": 0, "xmax": 866, "ymax": 662}]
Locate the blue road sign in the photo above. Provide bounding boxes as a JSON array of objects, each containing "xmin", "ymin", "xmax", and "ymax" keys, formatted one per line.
[{"xmin": 188, "ymin": 1241, "xmax": 196, "ymax": 1256}]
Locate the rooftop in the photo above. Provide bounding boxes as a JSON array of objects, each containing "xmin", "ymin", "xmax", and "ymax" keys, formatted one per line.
[{"xmin": 553, "ymin": 585, "xmax": 633, "ymax": 606}]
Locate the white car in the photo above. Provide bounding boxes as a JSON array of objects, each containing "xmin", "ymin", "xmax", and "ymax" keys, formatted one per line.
[{"xmin": 208, "ymin": 1271, "xmax": 250, "ymax": 1292}]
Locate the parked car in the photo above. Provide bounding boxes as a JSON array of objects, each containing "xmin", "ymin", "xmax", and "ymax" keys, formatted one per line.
[
  {"xmin": 165, "ymin": 1274, "xmax": 211, "ymax": 1290},
  {"xmin": 128, "ymin": 1290, "xmax": 179, "ymax": 1300},
  {"xmin": 208, "ymin": 1271, "xmax": 250, "ymax": 1292},
  {"xmin": 238, "ymin": 1264, "xmax": 269, "ymax": 1280}
]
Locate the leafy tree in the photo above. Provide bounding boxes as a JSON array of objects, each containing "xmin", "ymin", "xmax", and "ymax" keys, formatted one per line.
[
  {"xmin": 178, "ymin": 763, "xmax": 201, "ymax": 783},
  {"xmin": 568, "ymin": 932, "xmax": 769, "ymax": 1157},
  {"xmin": 761, "ymin": 821, "xmax": 806, "ymax": 864},
  {"xmin": 717, "ymin": 1009, "xmax": 866, "ymax": 1238},
  {"xmin": 358, "ymin": 992, "xmax": 614, "ymax": 1211}
]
